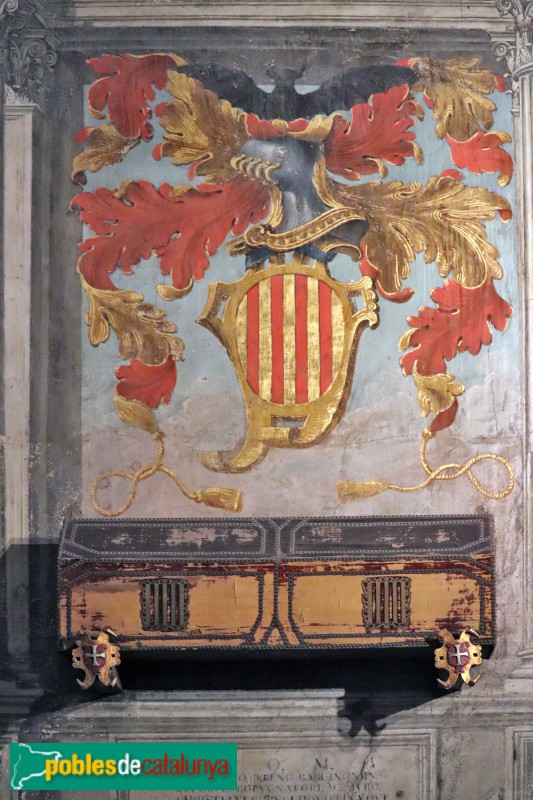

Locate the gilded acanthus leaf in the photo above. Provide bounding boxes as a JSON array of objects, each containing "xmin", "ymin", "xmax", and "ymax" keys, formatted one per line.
[
  {"xmin": 318, "ymin": 168, "xmax": 510, "ymax": 293},
  {"xmin": 81, "ymin": 276, "xmax": 185, "ymax": 364},
  {"xmin": 114, "ymin": 391, "xmax": 160, "ymax": 434},
  {"xmin": 72, "ymin": 124, "xmax": 139, "ymax": 184},
  {"xmin": 155, "ymin": 72, "xmax": 248, "ymax": 182},
  {"xmin": 411, "ymin": 366, "xmax": 464, "ymax": 418},
  {"xmin": 405, "ymin": 56, "xmax": 503, "ymax": 140}
]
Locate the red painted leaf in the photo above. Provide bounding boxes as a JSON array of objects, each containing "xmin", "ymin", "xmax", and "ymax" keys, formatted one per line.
[
  {"xmin": 243, "ymin": 115, "xmax": 314, "ymax": 139},
  {"xmin": 324, "ymin": 84, "xmax": 422, "ymax": 181},
  {"xmin": 116, "ymin": 357, "xmax": 177, "ymax": 408},
  {"xmin": 447, "ymin": 131, "xmax": 514, "ymax": 188},
  {"xmin": 72, "ymin": 177, "xmax": 271, "ymax": 290},
  {"xmin": 400, "ymin": 279, "xmax": 513, "ymax": 377},
  {"xmin": 244, "ymin": 115, "xmax": 285, "ymax": 139},
  {"xmin": 87, "ymin": 54, "xmax": 179, "ymax": 140},
  {"xmin": 430, "ymin": 398, "xmax": 459, "ymax": 433},
  {"xmin": 440, "ymin": 168, "xmax": 464, "ymax": 181},
  {"xmin": 157, "ymin": 180, "xmax": 271, "ymax": 288}
]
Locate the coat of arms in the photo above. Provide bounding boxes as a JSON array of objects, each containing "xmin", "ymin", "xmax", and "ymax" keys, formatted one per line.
[
  {"xmin": 71, "ymin": 630, "xmax": 122, "ymax": 689},
  {"xmin": 72, "ymin": 53, "xmax": 515, "ymax": 515},
  {"xmin": 434, "ymin": 628, "xmax": 483, "ymax": 689}
]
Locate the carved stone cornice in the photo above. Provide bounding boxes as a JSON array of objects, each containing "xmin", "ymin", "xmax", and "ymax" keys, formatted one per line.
[
  {"xmin": 1, "ymin": 0, "xmax": 59, "ymax": 105},
  {"xmin": 494, "ymin": 0, "xmax": 533, "ymax": 109}
]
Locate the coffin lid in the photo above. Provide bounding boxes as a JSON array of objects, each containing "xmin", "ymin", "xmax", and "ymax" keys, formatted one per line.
[{"xmin": 58, "ymin": 515, "xmax": 493, "ymax": 563}]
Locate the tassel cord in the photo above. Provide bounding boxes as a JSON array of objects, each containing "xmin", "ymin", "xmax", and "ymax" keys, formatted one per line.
[
  {"xmin": 416, "ymin": 428, "xmax": 515, "ymax": 500},
  {"xmin": 91, "ymin": 433, "xmax": 241, "ymax": 516},
  {"xmin": 91, "ymin": 432, "xmax": 167, "ymax": 517},
  {"xmin": 337, "ymin": 428, "xmax": 515, "ymax": 502}
]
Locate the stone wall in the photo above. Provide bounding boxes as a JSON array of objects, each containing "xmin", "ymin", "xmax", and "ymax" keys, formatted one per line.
[{"xmin": 3, "ymin": 2, "xmax": 533, "ymax": 798}]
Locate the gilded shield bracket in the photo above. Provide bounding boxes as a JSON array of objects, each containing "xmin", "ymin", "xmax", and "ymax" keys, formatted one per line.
[
  {"xmin": 434, "ymin": 628, "xmax": 483, "ymax": 689},
  {"xmin": 197, "ymin": 253, "xmax": 378, "ymax": 473},
  {"xmin": 72, "ymin": 629, "xmax": 122, "ymax": 691}
]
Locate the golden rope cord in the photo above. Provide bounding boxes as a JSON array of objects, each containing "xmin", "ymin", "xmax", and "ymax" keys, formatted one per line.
[
  {"xmin": 336, "ymin": 428, "xmax": 514, "ymax": 502},
  {"xmin": 91, "ymin": 432, "xmax": 243, "ymax": 516}
]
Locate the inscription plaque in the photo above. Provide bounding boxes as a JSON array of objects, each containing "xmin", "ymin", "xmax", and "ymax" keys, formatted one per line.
[{"xmin": 129, "ymin": 742, "xmax": 430, "ymax": 800}]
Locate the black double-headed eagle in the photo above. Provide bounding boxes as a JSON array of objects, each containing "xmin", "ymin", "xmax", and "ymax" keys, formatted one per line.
[{"xmin": 175, "ymin": 61, "xmax": 417, "ymax": 120}]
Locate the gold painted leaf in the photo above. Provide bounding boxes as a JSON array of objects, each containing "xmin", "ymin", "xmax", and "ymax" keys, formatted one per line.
[
  {"xmin": 407, "ymin": 56, "xmax": 503, "ymax": 140},
  {"xmin": 412, "ymin": 366, "xmax": 464, "ymax": 418},
  {"xmin": 114, "ymin": 391, "xmax": 159, "ymax": 434},
  {"xmin": 72, "ymin": 125, "xmax": 139, "ymax": 185},
  {"xmin": 156, "ymin": 72, "xmax": 248, "ymax": 182},
  {"xmin": 81, "ymin": 276, "xmax": 185, "ymax": 364},
  {"xmin": 319, "ymin": 168, "xmax": 510, "ymax": 293},
  {"xmin": 156, "ymin": 280, "xmax": 194, "ymax": 301}
]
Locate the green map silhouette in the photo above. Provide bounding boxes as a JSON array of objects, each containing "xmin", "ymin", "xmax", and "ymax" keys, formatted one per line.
[{"xmin": 11, "ymin": 743, "xmax": 63, "ymax": 789}]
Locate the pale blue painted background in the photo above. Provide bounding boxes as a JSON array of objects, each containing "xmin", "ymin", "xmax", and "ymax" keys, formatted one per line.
[{"xmin": 79, "ymin": 74, "xmax": 520, "ymax": 516}]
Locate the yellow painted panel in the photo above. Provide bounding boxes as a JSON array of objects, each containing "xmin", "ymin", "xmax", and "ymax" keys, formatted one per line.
[
  {"xmin": 69, "ymin": 574, "xmax": 266, "ymax": 637},
  {"xmin": 290, "ymin": 573, "xmax": 482, "ymax": 634}
]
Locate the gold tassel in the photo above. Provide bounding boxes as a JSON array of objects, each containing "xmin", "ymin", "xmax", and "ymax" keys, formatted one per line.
[
  {"xmin": 195, "ymin": 487, "xmax": 243, "ymax": 512},
  {"xmin": 336, "ymin": 480, "xmax": 388, "ymax": 501}
]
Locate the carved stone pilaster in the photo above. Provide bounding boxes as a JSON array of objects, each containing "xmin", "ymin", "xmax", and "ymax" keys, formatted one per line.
[
  {"xmin": 1, "ymin": 0, "xmax": 59, "ymax": 105},
  {"xmin": 493, "ymin": 1, "xmax": 533, "ymax": 678}
]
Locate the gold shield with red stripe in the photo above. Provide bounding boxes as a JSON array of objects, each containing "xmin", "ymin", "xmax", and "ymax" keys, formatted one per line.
[{"xmin": 197, "ymin": 254, "xmax": 378, "ymax": 473}]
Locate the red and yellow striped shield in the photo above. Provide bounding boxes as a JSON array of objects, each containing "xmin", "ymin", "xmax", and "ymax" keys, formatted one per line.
[
  {"xmin": 236, "ymin": 273, "xmax": 345, "ymax": 405},
  {"xmin": 198, "ymin": 256, "xmax": 378, "ymax": 473}
]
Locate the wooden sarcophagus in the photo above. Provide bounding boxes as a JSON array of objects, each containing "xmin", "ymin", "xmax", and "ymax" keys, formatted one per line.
[{"xmin": 58, "ymin": 515, "xmax": 493, "ymax": 652}]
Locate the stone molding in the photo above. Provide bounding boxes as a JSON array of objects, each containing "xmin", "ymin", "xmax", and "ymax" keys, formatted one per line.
[
  {"xmin": 3, "ymin": 98, "xmax": 36, "ymax": 549},
  {"xmin": 21, "ymin": 690, "xmax": 349, "ymax": 742},
  {"xmin": 505, "ymin": 727, "xmax": 533, "ymax": 798},
  {"xmin": 51, "ymin": 0, "xmax": 510, "ymax": 33},
  {"xmin": 18, "ymin": 690, "xmax": 438, "ymax": 800}
]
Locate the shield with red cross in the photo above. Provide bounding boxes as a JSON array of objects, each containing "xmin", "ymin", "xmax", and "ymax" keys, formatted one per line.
[{"xmin": 72, "ymin": 630, "xmax": 121, "ymax": 689}]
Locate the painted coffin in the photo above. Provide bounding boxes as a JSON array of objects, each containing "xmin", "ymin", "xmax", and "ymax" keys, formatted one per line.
[{"xmin": 58, "ymin": 515, "xmax": 493, "ymax": 651}]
